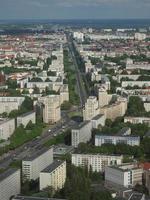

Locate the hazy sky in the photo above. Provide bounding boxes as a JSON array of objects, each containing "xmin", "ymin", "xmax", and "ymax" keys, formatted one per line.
[{"xmin": 0, "ymin": 0, "xmax": 150, "ymax": 20}]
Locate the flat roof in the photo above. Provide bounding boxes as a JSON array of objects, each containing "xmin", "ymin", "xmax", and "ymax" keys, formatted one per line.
[
  {"xmin": 92, "ymin": 114, "xmax": 104, "ymax": 120},
  {"xmin": 0, "ymin": 168, "xmax": 19, "ymax": 182},
  {"xmin": 129, "ymin": 193, "xmax": 144, "ymax": 200},
  {"xmin": 18, "ymin": 111, "xmax": 35, "ymax": 118},
  {"xmin": 41, "ymin": 160, "xmax": 65, "ymax": 173},
  {"xmin": 23, "ymin": 147, "xmax": 52, "ymax": 161},
  {"xmin": 12, "ymin": 196, "xmax": 66, "ymax": 200},
  {"xmin": 0, "ymin": 118, "xmax": 14, "ymax": 125},
  {"xmin": 72, "ymin": 120, "xmax": 91, "ymax": 130}
]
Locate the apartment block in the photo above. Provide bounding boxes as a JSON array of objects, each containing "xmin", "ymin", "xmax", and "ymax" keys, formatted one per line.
[
  {"xmin": 105, "ymin": 163, "xmax": 143, "ymax": 188},
  {"xmin": 0, "ymin": 169, "xmax": 21, "ymax": 200},
  {"xmin": 124, "ymin": 117, "xmax": 150, "ymax": 126},
  {"xmin": 100, "ymin": 98, "xmax": 127, "ymax": 121},
  {"xmin": 17, "ymin": 111, "xmax": 36, "ymax": 127},
  {"xmin": 91, "ymin": 114, "xmax": 106, "ymax": 129},
  {"xmin": 39, "ymin": 95, "xmax": 61, "ymax": 124},
  {"xmin": 40, "ymin": 160, "xmax": 66, "ymax": 191},
  {"xmin": 71, "ymin": 121, "xmax": 92, "ymax": 148},
  {"xmin": 83, "ymin": 96, "xmax": 99, "ymax": 121},
  {"xmin": 72, "ymin": 154, "xmax": 123, "ymax": 172},
  {"xmin": 95, "ymin": 135, "xmax": 140, "ymax": 147},
  {"xmin": 0, "ymin": 96, "xmax": 25, "ymax": 114},
  {"xmin": 0, "ymin": 118, "xmax": 15, "ymax": 140},
  {"xmin": 22, "ymin": 147, "xmax": 53, "ymax": 181}
]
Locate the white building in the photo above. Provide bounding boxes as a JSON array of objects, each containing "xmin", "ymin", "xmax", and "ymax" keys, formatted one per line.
[
  {"xmin": 40, "ymin": 160, "xmax": 66, "ymax": 191},
  {"xmin": 124, "ymin": 117, "xmax": 150, "ymax": 126},
  {"xmin": 105, "ymin": 163, "xmax": 143, "ymax": 188},
  {"xmin": 95, "ymin": 135, "xmax": 140, "ymax": 147},
  {"xmin": 17, "ymin": 111, "xmax": 36, "ymax": 127},
  {"xmin": 91, "ymin": 114, "xmax": 106, "ymax": 129},
  {"xmin": 83, "ymin": 96, "xmax": 99, "ymax": 121},
  {"xmin": 0, "ymin": 96, "xmax": 25, "ymax": 114},
  {"xmin": 22, "ymin": 147, "xmax": 53, "ymax": 181},
  {"xmin": 71, "ymin": 121, "xmax": 92, "ymax": 148},
  {"xmin": 73, "ymin": 32, "xmax": 84, "ymax": 42},
  {"xmin": 72, "ymin": 154, "xmax": 123, "ymax": 172},
  {"xmin": 0, "ymin": 168, "xmax": 21, "ymax": 200},
  {"xmin": 0, "ymin": 118, "xmax": 15, "ymax": 140}
]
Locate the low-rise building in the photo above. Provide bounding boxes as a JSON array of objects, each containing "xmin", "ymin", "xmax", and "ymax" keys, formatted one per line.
[
  {"xmin": 0, "ymin": 168, "xmax": 21, "ymax": 200},
  {"xmin": 22, "ymin": 147, "xmax": 53, "ymax": 181},
  {"xmin": 72, "ymin": 154, "xmax": 123, "ymax": 172},
  {"xmin": 105, "ymin": 163, "xmax": 143, "ymax": 188},
  {"xmin": 95, "ymin": 135, "xmax": 140, "ymax": 147},
  {"xmin": 40, "ymin": 160, "xmax": 66, "ymax": 191},
  {"xmin": 124, "ymin": 117, "xmax": 150, "ymax": 126},
  {"xmin": 71, "ymin": 121, "xmax": 92, "ymax": 148},
  {"xmin": 0, "ymin": 118, "xmax": 15, "ymax": 140},
  {"xmin": 17, "ymin": 111, "xmax": 36, "ymax": 127}
]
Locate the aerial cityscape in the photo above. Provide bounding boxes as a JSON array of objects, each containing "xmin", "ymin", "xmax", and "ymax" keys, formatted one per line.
[{"xmin": 0, "ymin": 1, "xmax": 150, "ymax": 200}]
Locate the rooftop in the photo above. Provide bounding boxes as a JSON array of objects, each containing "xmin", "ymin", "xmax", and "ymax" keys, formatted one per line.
[
  {"xmin": 128, "ymin": 193, "xmax": 144, "ymax": 200},
  {"xmin": 0, "ymin": 168, "xmax": 19, "ymax": 182},
  {"xmin": 0, "ymin": 118, "xmax": 14, "ymax": 125},
  {"xmin": 92, "ymin": 114, "xmax": 104, "ymax": 120},
  {"xmin": 12, "ymin": 196, "xmax": 66, "ymax": 200},
  {"xmin": 72, "ymin": 120, "xmax": 91, "ymax": 130},
  {"xmin": 18, "ymin": 111, "xmax": 35, "ymax": 118},
  {"xmin": 23, "ymin": 147, "xmax": 52, "ymax": 161},
  {"xmin": 41, "ymin": 160, "xmax": 65, "ymax": 173}
]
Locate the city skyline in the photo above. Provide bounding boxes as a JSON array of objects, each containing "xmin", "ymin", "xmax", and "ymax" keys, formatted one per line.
[{"xmin": 0, "ymin": 0, "xmax": 150, "ymax": 20}]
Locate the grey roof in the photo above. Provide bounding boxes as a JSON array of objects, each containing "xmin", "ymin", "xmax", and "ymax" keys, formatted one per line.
[
  {"xmin": 18, "ymin": 111, "xmax": 35, "ymax": 118},
  {"xmin": 117, "ymin": 127, "xmax": 131, "ymax": 136},
  {"xmin": 92, "ymin": 114, "xmax": 104, "ymax": 120},
  {"xmin": 145, "ymin": 130, "xmax": 150, "ymax": 137},
  {"xmin": 23, "ymin": 147, "xmax": 52, "ymax": 161},
  {"xmin": 128, "ymin": 193, "xmax": 144, "ymax": 200},
  {"xmin": 12, "ymin": 196, "xmax": 66, "ymax": 200},
  {"xmin": 41, "ymin": 160, "xmax": 65, "ymax": 173},
  {"xmin": 72, "ymin": 120, "xmax": 91, "ymax": 130},
  {"xmin": 0, "ymin": 168, "xmax": 19, "ymax": 182}
]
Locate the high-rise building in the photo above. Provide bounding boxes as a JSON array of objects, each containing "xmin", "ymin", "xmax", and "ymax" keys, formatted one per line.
[
  {"xmin": 39, "ymin": 95, "xmax": 61, "ymax": 124},
  {"xmin": 83, "ymin": 96, "xmax": 99, "ymax": 121},
  {"xmin": 71, "ymin": 121, "xmax": 92, "ymax": 148},
  {"xmin": 22, "ymin": 147, "xmax": 53, "ymax": 181},
  {"xmin": 0, "ymin": 169, "xmax": 21, "ymax": 200},
  {"xmin": 40, "ymin": 160, "xmax": 66, "ymax": 192}
]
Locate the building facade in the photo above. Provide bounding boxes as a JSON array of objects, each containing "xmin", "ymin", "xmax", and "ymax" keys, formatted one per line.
[
  {"xmin": 0, "ymin": 118, "xmax": 15, "ymax": 140},
  {"xmin": 40, "ymin": 160, "xmax": 66, "ymax": 192},
  {"xmin": 71, "ymin": 121, "xmax": 92, "ymax": 148},
  {"xmin": 105, "ymin": 163, "xmax": 143, "ymax": 188},
  {"xmin": 83, "ymin": 96, "xmax": 99, "ymax": 121},
  {"xmin": 72, "ymin": 154, "xmax": 123, "ymax": 172},
  {"xmin": 17, "ymin": 111, "xmax": 36, "ymax": 127},
  {"xmin": 0, "ymin": 169, "xmax": 21, "ymax": 200},
  {"xmin": 22, "ymin": 147, "xmax": 53, "ymax": 181},
  {"xmin": 39, "ymin": 95, "xmax": 61, "ymax": 124}
]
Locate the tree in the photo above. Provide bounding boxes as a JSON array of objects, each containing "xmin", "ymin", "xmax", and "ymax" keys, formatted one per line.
[{"xmin": 61, "ymin": 101, "xmax": 72, "ymax": 110}]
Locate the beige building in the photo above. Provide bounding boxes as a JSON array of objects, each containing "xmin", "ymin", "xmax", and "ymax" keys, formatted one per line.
[
  {"xmin": 40, "ymin": 160, "xmax": 66, "ymax": 192},
  {"xmin": 72, "ymin": 154, "xmax": 123, "ymax": 172},
  {"xmin": 83, "ymin": 96, "xmax": 99, "ymax": 121},
  {"xmin": 145, "ymin": 170, "xmax": 150, "ymax": 195},
  {"xmin": 105, "ymin": 163, "xmax": 143, "ymax": 188},
  {"xmin": 22, "ymin": 147, "xmax": 53, "ymax": 181},
  {"xmin": 39, "ymin": 95, "xmax": 61, "ymax": 124},
  {"xmin": 0, "ymin": 118, "xmax": 15, "ymax": 140},
  {"xmin": 17, "ymin": 111, "xmax": 36, "ymax": 127},
  {"xmin": 98, "ymin": 88, "xmax": 109, "ymax": 108},
  {"xmin": 0, "ymin": 168, "xmax": 21, "ymax": 200},
  {"xmin": 100, "ymin": 98, "xmax": 127, "ymax": 121}
]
